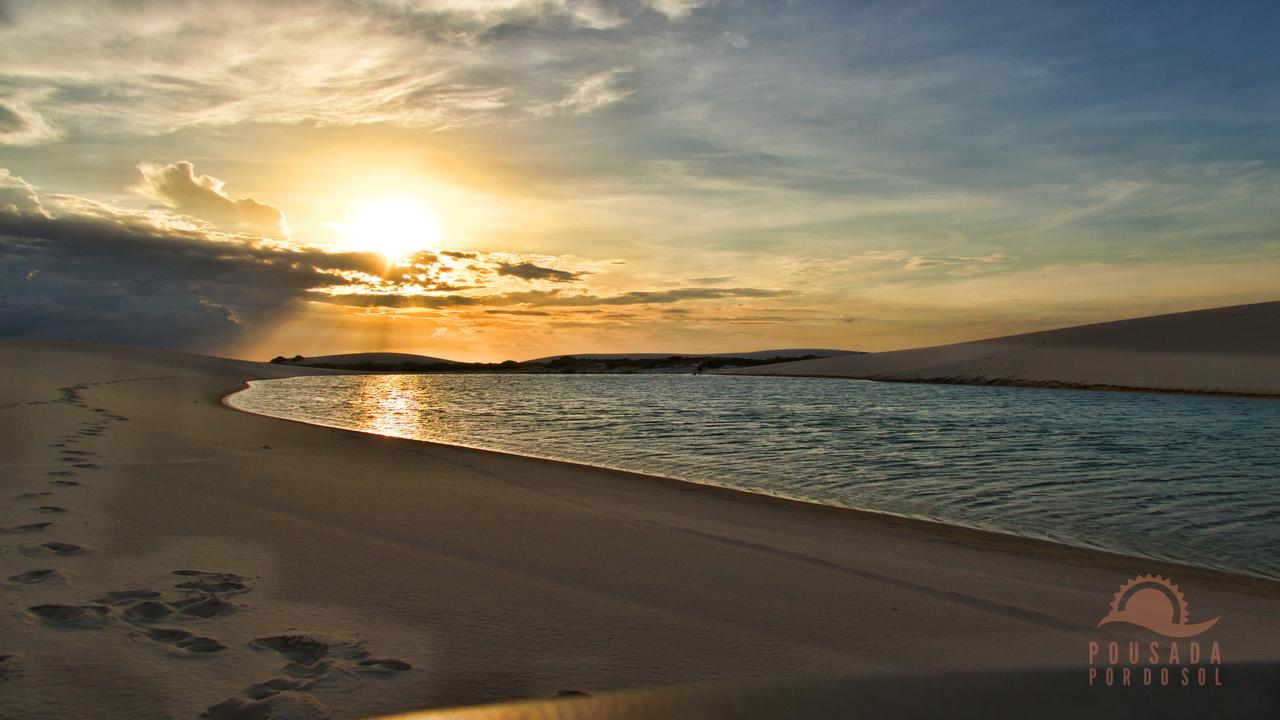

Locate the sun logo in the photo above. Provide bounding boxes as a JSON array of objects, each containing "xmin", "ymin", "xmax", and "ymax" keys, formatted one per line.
[{"xmin": 1097, "ymin": 574, "xmax": 1220, "ymax": 638}]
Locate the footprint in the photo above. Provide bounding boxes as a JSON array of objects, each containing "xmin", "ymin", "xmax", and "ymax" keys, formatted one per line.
[
  {"xmin": 144, "ymin": 627, "xmax": 193, "ymax": 643},
  {"xmin": 251, "ymin": 634, "xmax": 342, "ymax": 666},
  {"xmin": 355, "ymin": 658, "xmax": 413, "ymax": 675},
  {"xmin": 8, "ymin": 569, "xmax": 63, "ymax": 584},
  {"xmin": 72, "ymin": 463, "xmax": 100, "ymax": 469},
  {"xmin": 97, "ymin": 589, "xmax": 162, "ymax": 605},
  {"xmin": 17, "ymin": 492, "xmax": 54, "ymax": 499},
  {"xmin": 124, "ymin": 601, "xmax": 175, "ymax": 623},
  {"xmin": 33, "ymin": 506, "xmax": 70, "ymax": 514},
  {"xmin": 1, "ymin": 522, "xmax": 54, "ymax": 534},
  {"xmin": 251, "ymin": 633, "xmax": 412, "ymax": 681},
  {"xmin": 48, "ymin": 470, "xmax": 79, "ymax": 477},
  {"xmin": 0, "ymin": 654, "xmax": 20, "ymax": 681},
  {"xmin": 61, "ymin": 450, "xmax": 97, "ymax": 457},
  {"xmin": 26, "ymin": 604, "xmax": 111, "ymax": 630},
  {"xmin": 141, "ymin": 627, "xmax": 225, "ymax": 654},
  {"xmin": 51, "ymin": 480, "xmax": 83, "ymax": 487},
  {"xmin": 174, "ymin": 635, "xmax": 227, "ymax": 654},
  {"xmin": 36, "ymin": 542, "xmax": 87, "ymax": 556},
  {"xmin": 173, "ymin": 570, "xmax": 250, "ymax": 594},
  {"xmin": 171, "ymin": 595, "xmax": 235, "ymax": 619},
  {"xmin": 202, "ymin": 692, "xmax": 330, "ymax": 720},
  {"xmin": 243, "ymin": 678, "xmax": 304, "ymax": 700}
]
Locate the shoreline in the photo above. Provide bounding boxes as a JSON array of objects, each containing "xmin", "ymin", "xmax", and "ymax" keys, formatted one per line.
[
  {"xmin": 5, "ymin": 340, "xmax": 1280, "ymax": 718},
  {"xmin": 223, "ymin": 380, "xmax": 1280, "ymax": 591}
]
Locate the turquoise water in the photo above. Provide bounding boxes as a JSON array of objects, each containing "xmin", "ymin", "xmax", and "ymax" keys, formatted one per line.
[{"xmin": 229, "ymin": 374, "xmax": 1280, "ymax": 579}]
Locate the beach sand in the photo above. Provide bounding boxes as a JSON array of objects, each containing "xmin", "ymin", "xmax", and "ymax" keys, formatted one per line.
[
  {"xmin": 1, "ymin": 340, "xmax": 1277, "ymax": 719},
  {"xmin": 727, "ymin": 301, "xmax": 1280, "ymax": 396}
]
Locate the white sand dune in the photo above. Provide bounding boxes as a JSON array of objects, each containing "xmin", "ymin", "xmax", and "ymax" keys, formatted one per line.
[
  {"xmin": 727, "ymin": 301, "xmax": 1280, "ymax": 396},
  {"xmin": 1, "ymin": 340, "xmax": 1277, "ymax": 719}
]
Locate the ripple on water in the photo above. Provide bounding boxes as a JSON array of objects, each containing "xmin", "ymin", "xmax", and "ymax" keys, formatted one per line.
[{"xmin": 229, "ymin": 374, "xmax": 1280, "ymax": 579}]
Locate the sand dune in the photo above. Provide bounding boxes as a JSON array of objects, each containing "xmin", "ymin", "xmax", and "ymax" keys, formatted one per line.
[
  {"xmin": 526, "ymin": 348, "xmax": 858, "ymax": 362},
  {"xmin": 281, "ymin": 352, "xmax": 461, "ymax": 366},
  {"xmin": 1, "ymin": 340, "xmax": 1277, "ymax": 719},
  {"xmin": 727, "ymin": 301, "xmax": 1280, "ymax": 396}
]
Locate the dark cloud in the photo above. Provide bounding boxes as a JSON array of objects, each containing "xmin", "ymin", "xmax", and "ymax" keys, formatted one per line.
[
  {"xmin": 0, "ymin": 183, "xmax": 383, "ymax": 349},
  {"xmin": 495, "ymin": 261, "xmax": 582, "ymax": 283},
  {"xmin": 133, "ymin": 161, "xmax": 288, "ymax": 237},
  {"xmin": 484, "ymin": 309, "xmax": 550, "ymax": 316}
]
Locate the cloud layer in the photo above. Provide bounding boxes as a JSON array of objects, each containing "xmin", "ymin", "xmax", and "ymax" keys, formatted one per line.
[{"xmin": 0, "ymin": 166, "xmax": 788, "ymax": 349}]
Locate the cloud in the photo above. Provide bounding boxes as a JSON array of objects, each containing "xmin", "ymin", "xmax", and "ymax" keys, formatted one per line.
[
  {"xmin": 0, "ymin": 169, "xmax": 791, "ymax": 348},
  {"xmin": 559, "ymin": 287, "xmax": 785, "ymax": 305},
  {"xmin": 321, "ymin": 286, "xmax": 786, "ymax": 309},
  {"xmin": 132, "ymin": 162, "xmax": 288, "ymax": 237},
  {"xmin": 0, "ymin": 170, "xmax": 381, "ymax": 348},
  {"xmin": 0, "ymin": 97, "xmax": 59, "ymax": 146},
  {"xmin": 0, "ymin": 169, "xmax": 46, "ymax": 216},
  {"xmin": 538, "ymin": 68, "xmax": 634, "ymax": 116},
  {"xmin": 645, "ymin": 0, "xmax": 711, "ymax": 20},
  {"xmin": 495, "ymin": 261, "xmax": 582, "ymax": 282},
  {"xmin": 0, "ymin": 2, "xmax": 660, "ymax": 138},
  {"xmin": 484, "ymin": 309, "xmax": 549, "ymax": 316},
  {"xmin": 902, "ymin": 254, "xmax": 1008, "ymax": 271},
  {"xmin": 0, "ymin": 103, "xmax": 20, "ymax": 132}
]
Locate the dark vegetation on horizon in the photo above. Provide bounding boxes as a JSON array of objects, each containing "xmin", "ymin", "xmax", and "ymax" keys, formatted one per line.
[{"xmin": 268, "ymin": 354, "xmax": 831, "ymax": 374}]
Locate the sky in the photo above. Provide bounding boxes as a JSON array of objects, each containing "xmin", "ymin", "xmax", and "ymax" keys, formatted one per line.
[{"xmin": 1, "ymin": 0, "xmax": 1277, "ymax": 362}]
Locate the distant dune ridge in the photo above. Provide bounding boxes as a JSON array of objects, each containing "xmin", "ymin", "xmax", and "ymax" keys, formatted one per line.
[
  {"xmin": 278, "ymin": 352, "xmax": 460, "ymax": 366},
  {"xmin": 526, "ymin": 349, "xmax": 857, "ymax": 363},
  {"xmin": 278, "ymin": 349, "xmax": 857, "ymax": 366},
  {"xmin": 728, "ymin": 301, "xmax": 1280, "ymax": 396}
]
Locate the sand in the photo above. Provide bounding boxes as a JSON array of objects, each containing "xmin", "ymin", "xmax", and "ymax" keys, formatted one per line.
[
  {"xmin": 727, "ymin": 301, "xmax": 1280, "ymax": 396},
  {"xmin": 1, "ymin": 340, "xmax": 1277, "ymax": 719}
]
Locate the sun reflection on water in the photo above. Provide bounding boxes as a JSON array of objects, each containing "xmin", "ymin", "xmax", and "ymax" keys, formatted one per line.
[{"xmin": 354, "ymin": 374, "xmax": 426, "ymax": 438}]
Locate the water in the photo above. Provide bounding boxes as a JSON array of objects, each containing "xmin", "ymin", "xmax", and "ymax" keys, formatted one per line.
[{"xmin": 228, "ymin": 374, "xmax": 1280, "ymax": 579}]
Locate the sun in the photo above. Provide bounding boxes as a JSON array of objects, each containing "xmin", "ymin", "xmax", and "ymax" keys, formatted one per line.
[{"xmin": 335, "ymin": 197, "xmax": 442, "ymax": 263}]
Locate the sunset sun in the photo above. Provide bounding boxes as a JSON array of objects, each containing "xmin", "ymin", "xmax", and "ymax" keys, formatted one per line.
[{"xmin": 336, "ymin": 197, "xmax": 442, "ymax": 263}]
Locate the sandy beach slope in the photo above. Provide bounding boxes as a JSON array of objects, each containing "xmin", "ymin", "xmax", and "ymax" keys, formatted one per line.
[
  {"xmin": 1, "ymin": 340, "xmax": 1277, "ymax": 719},
  {"xmin": 726, "ymin": 301, "xmax": 1280, "ymax": 396}
]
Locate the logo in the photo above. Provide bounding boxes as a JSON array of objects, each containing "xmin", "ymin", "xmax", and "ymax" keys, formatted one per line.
[
  {"xmin": 1088, "ymin": 574, "xmax": 1223, "ymax": 688},
  {"xmin": 1097, "ymin": 574, "xmax": 1219, "ymax": 638}
]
